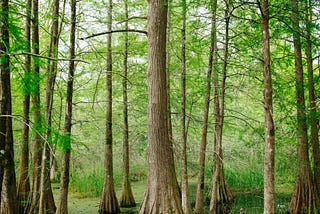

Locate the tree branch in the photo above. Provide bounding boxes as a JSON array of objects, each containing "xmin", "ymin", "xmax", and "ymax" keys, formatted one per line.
[
  {"xmin": 0, "ymin": 51, "xmax": 87, "ymax": 63},
  {"xmin": 80, "ymin": 29, "xmax": 147, "ymax": 40}
]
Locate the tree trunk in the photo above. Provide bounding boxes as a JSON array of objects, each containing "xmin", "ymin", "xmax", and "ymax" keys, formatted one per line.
[
  {"xmin": 50, "ymin": 0, "xmax": 66, "ymax": 182},
  {"xmin": 39, "ymin": 0, "xmax": 60, "ymax": 213},
  {"xmin": 138, "ymin": 0, "xmax": 183, "ymax": 212},
  {"xmin": 17, "ymin": 0, "xmax": 32, "ymax": 212},
  {"xmin": 194, "ymin": 0, "xmax": 217, "ymax": 213},
  {"xmin": 288, "ymin": 0, "xmax": 319, "ymax": 213},
  {"xmin": 28, "ymin": 0, "xmax": 44, "ymax": 212},
  {"xmin": 99, "ymin": 0, "xmax": 120, "ymax": 212},
  {"xmin": 55, "ymin": 0, "xmax": 76, "ymax": 213},
  {"xmin": 166, "ymin": 0, "xmax": 173, "ymax": 154},
  {"xmin": 210, "ymin": 2, "xmax": 233, "ymax": 213},
  {"xmin": 180, "ymin": 0, "xmax": 191, "ymax": 212},
  {"xmin": 305, "ymin": 0, "xmax": 320, "ymax": 201},
  {"xmin": 259, "ymin": 0, "xmax": 276, "ymax": 213},
  {"xmin": 120, "ymin": 0, "xmax": 136, "ymax": 208},
  {"xmin": 0, "ymin": 0, "xmax": 18, "ymax": 212}
]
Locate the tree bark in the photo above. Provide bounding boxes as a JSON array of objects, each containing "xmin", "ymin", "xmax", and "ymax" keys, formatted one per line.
[
  {"xmin": 288, "ymin": 0, "xmax": 319, "ymax": 212},
  {"xmin": 0, "ymin": 0, "xmax": 18, "ymax": 212},
  {"xmin": 210, "ymin": 2, "xmax": 233, "ymax": 213},
  {"xmin": 138, "ymin": 0, "xmax": 183, "ymax": 212},
  {"xmin": 28, "ymin": 0, "xmax": 44, "ymax": 212},
  {"xmin": 39, "ymin": 0, "xmax": 60, "ymax": 212},
  {"xmin": 166, "ymin": 0, "xmax": 173, "ymax": 157},
  {"xmin": 99, "ymin": 0, "xmax": 120, "ymax": 212},
  {"xmin": 259, "ymin": 0, "xmax": 275, "ymax": 213},
  {"xmin": 55, "ymin": 0, "xmax": 76, "ymax": 213},
  {"xmin": 305, "ymin": 0, "xmax": 320, "ymax": 201},
  {"xmin": 120, "ymin": 0, "xmax": 136, "ymax": 208},
  {"xmin": 194, "ymin": 0, "xmax": 217, "ymax": 213},
  {"xmin": 17, "ymin": 0, "xmax": 31, "ymax": 212},
  {"xmin": 180, "ymin": 0, "xmax": 191, "ymax": 212}
]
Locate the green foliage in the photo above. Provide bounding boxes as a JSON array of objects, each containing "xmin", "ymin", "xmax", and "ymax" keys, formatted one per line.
[
  {"xmin": 70, "ymin": 166, "xmax": 105, "ymax": 197},
  {"xmin": 225, "ymin": 157, "xmax": 264, "ymax": 191},
  {"xmin": 57, "ymin": 133, "xmax": 72, "ymax": 151}
]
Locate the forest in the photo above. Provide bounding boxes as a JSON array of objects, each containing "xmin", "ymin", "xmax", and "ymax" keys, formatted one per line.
[{"xmin": 0, "ymin": 0, "xmax": 319, "ymax": 213}]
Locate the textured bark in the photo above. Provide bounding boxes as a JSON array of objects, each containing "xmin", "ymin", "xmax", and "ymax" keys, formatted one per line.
[
  {"xmin": 17, "ymin": 0, "xmax": 31, "ymax": 212},
  {"xmin": 99, "ymin": 0, "xmax": 120, "ymax": 212},
  {"xmin": 259, "ymin": 0, "xmax": 275, "ymax": 213},
  {"xmin": 180, "ymin": 0, "xmax": 191, "ymax": 212},
  {"xmin": 166, "ymin": 0, "xmax": 173, "ymax": 152},
  {"xmin": 305, "ymin": 0, "xmax": 320, "ymax": 201},
  {"xmin": 138, "ymin": 0, "xmax": 183, "ymax": 212},
  {"xmin": 39, "ymin": 0, "xmax": 60, "ymax": 213},
  {"xmin": 120, "ymin": 0, "xmax": 136, "ymax": 208},
  {"xmin": 50, "ymin": 0, "xmax": 66, "ymax": 182},
  {"xmin": 288, "ymin": 0, "xmax": 319, "ymax": 213},
  {"xmin": 55, "ymin": 0, "xmax": 76, "ymax": 213},
  {"xmin": 210, "ymin": 2, "xmax": 233, "ymax": 213},
  {"xmin": 0, "ymin": 107, "xmax": 3, "ymax": 208},
  {"xmin": 28, "ymin": 0, "xmax": 44, "ymax": 212},
  {"xmin": 194, "ymin": 0, "xmax": 216, "ymax": 213},
  {"xmin": 0, "ymin": 0, "xmax": 17, "ymax": 211}
]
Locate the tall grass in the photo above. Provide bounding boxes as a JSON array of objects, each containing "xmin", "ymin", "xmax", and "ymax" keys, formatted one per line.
[
  {"xmin": 224, "ymin": 160, "xmax": 264, "ymax": 190},
  {"xmin": 69, "ymin": 162, "xmax": 146, "ymax": 197},
  {"xmin": 69, "ymin": 167, "xmax": 104, "ymax": 197},
  {"xmin": 69, "ymin": 165, "xmax": 123, "ymax": 197}
]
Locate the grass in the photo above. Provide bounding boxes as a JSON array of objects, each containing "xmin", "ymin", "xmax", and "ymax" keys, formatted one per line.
[
  {"xmin": 224, "ymin": 159, "xmax": 264, "ymax": 191},
  {"xmin": 69, "ymin": 167, "xmax": 104, "ymax": 197},
  {"xmin": 69, "ymin": 162, "xmax": 126, "ymax": 197}
]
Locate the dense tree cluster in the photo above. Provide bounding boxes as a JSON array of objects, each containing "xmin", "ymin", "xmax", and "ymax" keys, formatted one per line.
[{"xmin": 0, "ymin": 0, "xmax": 319, "ymax": 213}]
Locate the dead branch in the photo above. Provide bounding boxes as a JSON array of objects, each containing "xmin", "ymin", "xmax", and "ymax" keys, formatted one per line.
[{"xmin": 79, "ymin": 29, "xmax": 147, "ymax": 40}]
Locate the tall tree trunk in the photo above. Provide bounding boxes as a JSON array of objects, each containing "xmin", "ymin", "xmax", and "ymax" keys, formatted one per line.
[
  {"xmin": 288, "ymin": 0, "xmax": 319, "ymax": 212},
  {"xmin": 180, "ymin": 0, "xmax": 191, "ymax": 212},
  {"xmin": 17, "ymin": 0, "xmax": 32, "ymax": 212},
  {"xmin": 55, "ymin": 0, "xmax": 76, "ymax": 213},
  {"xmin": 305, "ymin": 0, "xmax": 320, "ymax": 200},
  {"xmin": 0, "ymin": 0, "xmax": 17, "ymax": 212},
  {"xmin": 39, "ymin": 0, "xmax": 60, "ymax": 213},
  {"xmin": 99, "ymin": 0, "xmax": 120, "ymax": 212},
  {"xmin": 166, "ymin": 0, "xmax": 173, "ymax": 158},
  {"xmin": 210, "ymin": 2, "xmax": 233, "ymax": 213},
  {"xmin": 120, "ymin": 0, "xmax": 136, "ymax": 208},
  {"xmin": 259, "ymin": 0, "xmax": 275, "ymax": 213},
  {"xmin": 28, "ymin": 0, "xmax": 44, "ymax": 212},
  {"xmin": 138, "ymin": 0, "xmax": 183, "ymax": 212},
  {"xmin": 194, "ymin": 0, "xmax": 217, "ymax": 212},
  {"xmin": 50, "ymin": 0, "xmax": 66, "ymax": 182}
]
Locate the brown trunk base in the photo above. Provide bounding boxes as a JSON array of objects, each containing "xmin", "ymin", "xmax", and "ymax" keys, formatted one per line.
[
  {"xmin": 210, "ymin": 165, "xmax": 233, "ymax": 213},
  {"xmin": 99, "ymin": 185, "xmax": 120, "ymax": 214},
  {"xmin": 288, "ymin": 175, "xmax": 319, "ymax": 214},
  {"xmin": 210, "ymin": 201, "xmax": 233, "ymax": 214},
  {"xmin": 139, "ymin": 188, "xmax": 183, "ymax": 214},
  {"xmin": 120, "ymin": 181, "xmax": 136, "ymax": 208}
]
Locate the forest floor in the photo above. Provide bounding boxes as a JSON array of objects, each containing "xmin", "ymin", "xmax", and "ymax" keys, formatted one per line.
[
  {"xmin": 53, "ymin": 181, "xmax": 292, "ymax": 213},
  {"xmin": 52, "ymin": 181, "xmax": 145, "ymax": 213}
]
